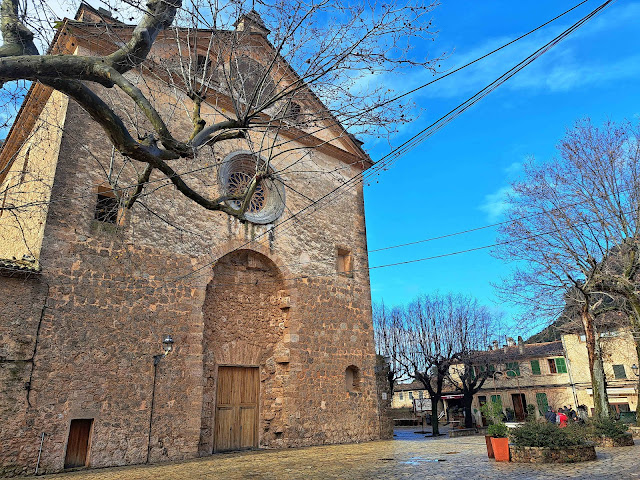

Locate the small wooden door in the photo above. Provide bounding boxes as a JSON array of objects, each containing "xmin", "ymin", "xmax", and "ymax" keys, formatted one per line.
[
  {"xmin": 64, "ymin": 419, "xmax": 93, "ymax": 469},
  {"xmin": 214, "ymin": 366, "xmax": 259, "ymax": 452}
]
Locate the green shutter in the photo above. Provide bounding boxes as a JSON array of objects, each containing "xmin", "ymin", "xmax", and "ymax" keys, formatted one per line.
[
  {"xmin": 536, "ymin": 392, "xmax": 549, "ymax": 416},
  {"xmin": 531, "ymin": 360, "xmax": 541, "ymax": 375},
  {"xmin": 490, "ymin": 395, "xmax": 502, "ymax": 409},
  {"xmin": 506, "ymin": 362, "xmax": 520, "ymax": 376},
  {"xmin": 613, "ymin": 364, "xmax": 627, "ymax": 379},
  {"xmin": 555, "ymin": 357, "xmax": 567, "ymax": 374}
]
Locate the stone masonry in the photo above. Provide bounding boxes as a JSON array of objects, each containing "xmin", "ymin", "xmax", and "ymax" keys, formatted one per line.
[{"xmin": 0, "ymin": 5, "xmax": 379, "ymax": 477}]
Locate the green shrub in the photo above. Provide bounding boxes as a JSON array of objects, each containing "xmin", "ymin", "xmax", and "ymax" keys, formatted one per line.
[
  {"xmin": 526, "ymin": 404, "xmax": 537, "ymax": 420},
  {"xmin": 588, "ymin": 417, "xmax": 629, "ymax": 439},
  {"xmin": 479, "ymin": 402, "xmax": 503, "ymax": 425},
  {"xmin": 487, "ymin": 422, "xmax": 509, "ymax": 438},
  {"xmin": 509, "ymin": 421, "xmax": 585, "ymax": 447}
]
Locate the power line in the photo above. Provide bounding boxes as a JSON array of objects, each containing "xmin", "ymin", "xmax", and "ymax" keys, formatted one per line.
[
  {"xmin": 2, "ymin": 0, "xmax": 597, "ymax": 217},
  {"xmin": 174, "ymin": 0, "xmax": 615, "ymax": 282}
]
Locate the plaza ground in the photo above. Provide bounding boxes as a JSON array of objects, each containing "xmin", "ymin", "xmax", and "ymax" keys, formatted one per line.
[{"xmin": 28, "ymin": 428, "xmax": 639, "ymax": 479}]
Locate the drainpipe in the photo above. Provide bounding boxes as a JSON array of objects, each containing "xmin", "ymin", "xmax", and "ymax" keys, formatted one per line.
[{"xmin": 561, "ymin": 335, "xmax": 579, "ymax": 408}]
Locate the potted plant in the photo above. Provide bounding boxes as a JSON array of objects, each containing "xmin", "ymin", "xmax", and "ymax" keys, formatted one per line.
[
  {"xmin": 509, "ymin": 421, "xmax": 595, "ymax": 463},
  {"xmin": 587, "ymin": 417, "xmax": 634, "ymax": 447},
  {"xmin": 480, "ymin": 401, "xmax": 504, "ymax": 458},
  {"xmin": 487, "ymin": 423, "xmax": 510, "ymax": 462}
]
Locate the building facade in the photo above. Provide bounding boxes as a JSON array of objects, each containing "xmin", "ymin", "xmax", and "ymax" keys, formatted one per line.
[
  {"xmin": 390, "ymin": 333, "xmax": 640, "ymax": 425},
  {"xmin": 0, "ymin": 4, "xmax": 380, "ymax": 476}
]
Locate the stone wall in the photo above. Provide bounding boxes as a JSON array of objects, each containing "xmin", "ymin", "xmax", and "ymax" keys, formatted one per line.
[
  {"xmin": 1, "ymin": 54, "xmax": 379, "ymax": 477},
  {"xmin": 375, "ymin": 355, "xmax": 394, "ymax": 439},
  {"xmin": 509, "ymin": 444, "xmax": 597, "ymax": 463},
  {"xmin": 0, "ymin": 275, "xmax": 48, "ymax": 477}
]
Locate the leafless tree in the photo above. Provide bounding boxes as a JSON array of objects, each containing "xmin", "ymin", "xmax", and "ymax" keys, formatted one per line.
[
  {"xmin": 494, "ymin": 119, "xmax": 640, "ymax": 419},
  {"xmin": 445, "ymin": 300, "xmax": 499, "ymax": 428},
  {"xmin": 386, "ymin": 293, "xmax": 495, "ymax": 435},
  {"xmin": 0, "ymin": 0, "xmax": 442, "ymax": 226},
  {"xmin": 373, "ymin": 300, "xmax": 404, "ymax": 396}
]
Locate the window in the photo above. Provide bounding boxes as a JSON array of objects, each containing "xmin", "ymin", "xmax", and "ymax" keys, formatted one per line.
[
  {"xmin": 218, "ymin": 151, "xmax": 286, "ymax": 224},
  {"xmin": 490, "ymin": 395, "xmax": 502, "ymax": 409},
  {"xmin": 337, "ymin": 248, "xmax": 353, "ymax": 276},
  {"xmin": 345, "ymin": 365, "xmax": 361, "ymax": 393},
  {"xmin": 409, "ymin": 391, "xmax": 414, "ymax": 400},
  {"xmin": 418, "ymin": 391, "xmax": 423, "ymax": 399},
  {"xmin": 612, "ymin": 364, "xmax": 626, "ymax": 379},
  {"xmin": 535, "ymin": 392, "xmax": 549, "ymax": 416},
  {"xmin": 530, "ymin": 360, "xmax": 541, "ymax": 375},
  {"xmin": 548, "ymin": 358, "xmax": 567, "ymax": 374},
  {"xmin": 195, "ymin": 54, "xmax": 211, "ymax": 75},
  {"xmin": 398, "ymin": 392, "xmax": 403, "ymax": 400},
  {"xmin": 505, "ymin": 362, "xmax": 520, "ymax": 377},
  {"xmin": 94, "ymin": 185, "xmax": 119, "ymax": 224},
  {"xmin": 555, "ymin": 358, "xmax": 567, "ymax": 374}
]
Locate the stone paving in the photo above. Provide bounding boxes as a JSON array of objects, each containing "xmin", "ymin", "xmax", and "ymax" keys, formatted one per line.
[{"xmin": 28, "ymin": 428, "xmax": 640, "ymax": 480}]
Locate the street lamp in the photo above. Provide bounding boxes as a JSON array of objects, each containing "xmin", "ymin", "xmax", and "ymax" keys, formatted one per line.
[
  {"xmin": 154, "ymin": 334, "xmax": 175, "ymax": 365},
  {"xmin": 631, "ymin": 364, "xmax": 639, "ymax": 377},
  {"xmin": 148, "ymin": 334, "xmax": 175, "ymax": 463}
]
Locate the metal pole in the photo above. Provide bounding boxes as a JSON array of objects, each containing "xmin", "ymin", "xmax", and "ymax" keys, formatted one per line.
[{"xmin": 35, "ymin": 432, "xmax": 45, "ymax": 475}]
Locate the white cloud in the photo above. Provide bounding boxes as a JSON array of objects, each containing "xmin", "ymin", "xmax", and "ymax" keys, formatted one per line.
[
  {"xmin": 375, "ymin": 2, "xmax": 640, "ymax": 101},
  {"xmin": 479, "ymin": 185, "xmax": 514, "ymax": 222}
]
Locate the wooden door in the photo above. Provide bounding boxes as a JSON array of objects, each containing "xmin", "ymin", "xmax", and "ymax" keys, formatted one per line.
[
  {"xmin": 511, "ymin": 393, "xmax": 526, "ymax": 421},
  {"xmin": 64, "ymin": 419, "xmax": 92, "ymax": 469},
  {"xmin": 214, "ymin": 366, "xmax": 259, "ymax": 452}
]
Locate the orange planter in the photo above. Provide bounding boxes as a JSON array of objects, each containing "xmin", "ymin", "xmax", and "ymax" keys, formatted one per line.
[
  {"xmin": 485, "ymin": 436, "xmax": 494, "ymax": 458},
  {"xmin": 490, "ymin": 437, "xmax": 510, "ymax": 462}
]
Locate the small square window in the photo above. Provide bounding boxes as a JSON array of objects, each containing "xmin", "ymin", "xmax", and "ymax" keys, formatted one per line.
[
  {"xmin": 94, "ymin": 186, "xmax": 119, "ymax": 224},
  {"xmin": 337, "ymin": 248, "xmax": 352, "ymax": 276},
  {"xmin": 196, "ymin": 54, "xmax": 211, "ymax": 75},
  {"xmin": 548, "ymin": 358, "xmax": 557, "ymax": 374}
]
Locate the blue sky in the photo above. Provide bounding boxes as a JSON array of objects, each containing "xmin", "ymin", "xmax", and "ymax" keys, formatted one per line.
[{"xmin": 363, "ymin": 0, "xmax": 640, "ymax": 336}]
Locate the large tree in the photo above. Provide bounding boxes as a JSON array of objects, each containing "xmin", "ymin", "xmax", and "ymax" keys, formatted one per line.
[
  {"xmin": 0, "ymin": 0, "xmax": 441, "ymax": 225},
  {"xmin": 495, "ymin": 119, "xmax": 640, "ymax": 419},
  {"xmin": 445, "ymin": 299, "xmax": 498, "ymax": 428},
  {"xmin": 384, "ymin": 293, "xmax": 495, "ymax": 435}
]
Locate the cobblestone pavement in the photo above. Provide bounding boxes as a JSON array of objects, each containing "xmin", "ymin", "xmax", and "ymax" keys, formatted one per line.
[{"xmin": 30, "ymin": 429, "xmax": 640, "ymax": 480}]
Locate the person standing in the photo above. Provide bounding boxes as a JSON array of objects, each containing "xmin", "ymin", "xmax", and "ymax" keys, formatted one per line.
[{"xmin": 545, "ymin": 406, "xmax": 556, "ymax": 423}]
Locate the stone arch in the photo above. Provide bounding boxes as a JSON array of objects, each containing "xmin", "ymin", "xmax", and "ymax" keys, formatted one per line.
[{"xmin": 198, "ymin": 249, "xmax": 290, "ymax": 454}]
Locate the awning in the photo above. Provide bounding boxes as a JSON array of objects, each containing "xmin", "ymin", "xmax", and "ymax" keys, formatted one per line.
[{"xmin": 442, "ymin": 394, "xmax": 464, "ymax": 400}]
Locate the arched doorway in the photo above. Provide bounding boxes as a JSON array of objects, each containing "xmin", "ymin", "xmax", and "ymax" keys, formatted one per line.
[{"xmin": 199, "ymin": 249, "xmax": 287, "ymax": 454}]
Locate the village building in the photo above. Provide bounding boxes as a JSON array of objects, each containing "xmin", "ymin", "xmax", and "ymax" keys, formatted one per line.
[
  {"xmin": 390, "ymin": 333, "xmax": 639, "ymax": 425},
  {"xmin": 0, "ymin": 4, "xmax": 382, "ymax": 476}
]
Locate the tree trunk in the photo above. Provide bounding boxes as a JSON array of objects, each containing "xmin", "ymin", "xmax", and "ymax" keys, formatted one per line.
[
  {"xmin": 624, "ymin": 302, "xmax": 640, "ymax": 426},
  {"xmin": 581, "ymin": 306, "xmax": 610, "ymax": 418},
  {"xmin": 431, "ymin": 397, "xmax": 440, "ymax": 436},
  {"xmin": 463, "ymin": 393, "xmax": 474, "ymax": 428}
]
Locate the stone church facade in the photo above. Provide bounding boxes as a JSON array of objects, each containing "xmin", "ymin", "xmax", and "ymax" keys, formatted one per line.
[{"xmin": 0, "ymin": 4, "xmax": 380, "ymax": 476}]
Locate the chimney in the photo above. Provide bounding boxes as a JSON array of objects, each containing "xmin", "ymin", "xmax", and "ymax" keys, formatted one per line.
[
  {"xmin": 506, "ymin": 337, "xmax": 516, "ymax": 347},
  {"xmin": 492, "ymin": 340, "xmax": 499, "ymax": 351},
  {"xmin": 517, "ymin": 336, "xmax": 524, "ymax": 354}
]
